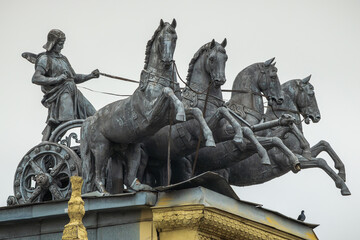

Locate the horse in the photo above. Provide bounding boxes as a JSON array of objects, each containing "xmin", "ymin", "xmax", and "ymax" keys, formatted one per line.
[
  {"xmin": 224, "ymin": 77, "xmax": 350, "ymax": 195},
  {"xmin": 140, "ymin": 55, "xmax": 301, "ymax": 187},
  {"xmin": 106, "ymin": 39, "xmax": 235, "ymax": 192},
  {"xmin": 169, "ymin": 58, "xmax": 302, "ymax": 183},
  {"xmin": 80, "ymin": 19, "xmax": 215, "ymax": 194},
  {"xmin": 136, "ymin": 39, "xmax": 246, "ymax": 187},
  {"xmin": 226, "ymin": 57, "xmax": 284, "ymax": 126}
]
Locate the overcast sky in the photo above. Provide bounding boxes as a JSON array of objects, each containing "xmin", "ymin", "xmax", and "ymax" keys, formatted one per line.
[{"xmin": 1, "ymin": 1, "xmax": 360, "ymax": 239}]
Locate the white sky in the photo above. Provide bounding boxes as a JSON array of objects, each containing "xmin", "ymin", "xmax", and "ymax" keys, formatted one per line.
[{"xmin": 1, "ymin": 1, "xmax": 360, "ymax": 239}]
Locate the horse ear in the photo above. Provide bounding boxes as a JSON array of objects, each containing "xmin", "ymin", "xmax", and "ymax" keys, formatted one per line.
[
  {"xmin": 221, "ymin": 38, "xmax": 227, "ymax": 48},
  {"xmin": 210, "ymin": 39, "xmax": 216, "ymax": 49},
  {"xmin": 302, "ymin": 75, "xmax": 311, "ymax": 84},
  {"xmin": 264, "ymin": 57, "xmax": 275, "ymax": 67},
  {"xmin": 160, "ymin": 19, "xmax": 165, "ymax": 27},
  {"xmin": 296, "ymin": 80, "xmax": 304, "ymax": 91},
  {"xmin": 171, "ymin": 18, "xmax": 177, "ymax": 29}
]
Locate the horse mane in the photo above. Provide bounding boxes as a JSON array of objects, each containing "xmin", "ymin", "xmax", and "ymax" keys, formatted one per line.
[
  {"xmin": 186, "ymin": 41, "xmax": 226, "ymax": 84},
  {"xmin": 231, "ymin": 62, "xmax": 262, "ymax": 93},
  {"xmin": 143, "ymin": 22, "xmax": 176, "ymax": 69},
  {"xmin": 144, "ymin": 24, "xmax": 163, "ymax": 69},
  {"xmin": 282, "ymin": 79, "xmax": 298, "ymax": 90}
]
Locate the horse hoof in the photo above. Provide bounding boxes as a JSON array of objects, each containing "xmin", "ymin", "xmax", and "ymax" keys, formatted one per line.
[
  {"xmin": 261, "ymin": 156, "xmax": 271, "ymax": 165},
  {"xmin": 341, "ymin": 187, "xmax": 351, "ymax": 196},
  {"xmin": 176, "ymin": 112, "xmax": 186, "ymax": 122},
  {"xmin": 233, "ymin": 135, "xmax": 243, "ymax": 144},
  {"xmin": 292, "ymin": 163, "xmax": 301, "ymax": 173},
  {"xmin": 233, "ymin": 139, "xmax": 246, "ymax": 151},
  {"xmin": 205, "ymin": 139, "xmax": 216, "ymax": 147},
  {"xmin": 130, "ymin": 179, "xmax": 153, "ymax": 191},
  {"xmin": 338, "ymin": 172, "xmax": 346, "ymax": 182},
  {"xmin": 131, "ymin": 183, "xmax": 153, "ymax": 191},
  {"xmin": 103, "ymin": 191, "xmax": 111, "ymax": 196}
]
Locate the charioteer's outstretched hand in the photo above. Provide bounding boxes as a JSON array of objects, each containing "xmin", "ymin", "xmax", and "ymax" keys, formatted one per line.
[{"xmin": 90, "ymin": 69, "xmax": 100, "ymax": 79}]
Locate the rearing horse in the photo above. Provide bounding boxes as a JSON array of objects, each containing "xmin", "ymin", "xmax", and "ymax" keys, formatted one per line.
[
  {"xmin": 140, "ymin": 48, "xmax": 297, "ymax": 186},
  {"xmin": 80, "ymin": 19, "xmax": 214, "ymax": 193},
  {"xmin": 138, "ymin": 39, "xmax": 246, "ymax": 186},
  {"xmin": 226, "ymin": 77, "xmax": 350, "ymax": 195},
  {"xmin": 174, "ymin": 59, "xmax": 302, "ymax": 181}
]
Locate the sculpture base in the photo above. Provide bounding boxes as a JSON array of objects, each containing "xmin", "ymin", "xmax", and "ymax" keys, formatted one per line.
[{"xmin": 0, "ymin": 173, "xmax": 318, "ymax": 240}]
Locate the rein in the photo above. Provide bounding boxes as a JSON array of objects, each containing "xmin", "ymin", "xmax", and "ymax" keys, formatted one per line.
[
  {"xmin": 96, "ymin": 68, "xmax": 267, "ymax": 97},
  {"xmin": 99, "ymin": 72, "xmax": 139, "ymax": 84}
]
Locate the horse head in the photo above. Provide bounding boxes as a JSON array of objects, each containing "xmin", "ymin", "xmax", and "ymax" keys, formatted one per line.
[
  {"xmin": 144, "ymin": 19, "xmax": 177, "ymax": 70},
  {"xmin": 258, "ymin": 57, "xmax": 284, "ymax": 105},
  {"xmin": 205, "ymin": 39, "xmax": 228, "ymax": 88},
  {"xmin": 157, "ymin": 19, "xmax": 177, "ymax": 68},
  {"xmin": 294, "ymin": 75, "xmax": 321, "ymax": 124},
  {"xmin": 186, "ymin": 39, "xmax": 228, "ymax": 91},
  {"xmin": 230, "ymin": 57, "xmax": 284, "ymax": 110}
]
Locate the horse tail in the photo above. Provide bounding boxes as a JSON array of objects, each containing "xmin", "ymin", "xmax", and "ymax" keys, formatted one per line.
[{"xmin": 80, "ymin": 117, "xmax": 94, "ymax": 193}]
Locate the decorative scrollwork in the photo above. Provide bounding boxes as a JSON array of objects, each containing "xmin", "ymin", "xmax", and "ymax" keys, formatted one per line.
[
  {"xmin": 49, "ymin": 119, "xmax": 84, "ymax": 145},
  {"xmin": 60, "ymin": 132, "xmax": 80, "ymax": 148}
]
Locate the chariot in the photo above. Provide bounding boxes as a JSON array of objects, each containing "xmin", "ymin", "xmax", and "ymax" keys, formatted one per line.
[
  {"xmin": 7, "ymin": 19, "xmax": 350, "ymax": 206},
  {"xmin": 8, "ymin": 120, "xmax": 84, "ymax": 205}
]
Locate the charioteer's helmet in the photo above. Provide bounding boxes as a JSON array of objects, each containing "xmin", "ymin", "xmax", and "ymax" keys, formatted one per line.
[{"xmin": 43, "ymin": 29, "xmax": 66, "ymax": 51}]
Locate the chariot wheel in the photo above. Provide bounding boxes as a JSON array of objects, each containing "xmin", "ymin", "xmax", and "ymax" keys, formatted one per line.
[{"xmin": 10, "ymin": 141, "xmax": 82, "ymax": 205}]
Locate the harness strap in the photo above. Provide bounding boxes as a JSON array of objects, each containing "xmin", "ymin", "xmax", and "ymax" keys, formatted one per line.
[{"xmin": 225, "ymin": 102, "xmax": 264, "ymax": 122}]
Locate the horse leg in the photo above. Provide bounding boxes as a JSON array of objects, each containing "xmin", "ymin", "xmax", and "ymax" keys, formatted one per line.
[
  {"xmin": 267, "ymin": 125, "xmax": 311, "ymax": 159},
  {"xmin": 163, "ymin": 87, "xmax": 186, "ymax": 121},
  {"xmin": 136, "ymin": 145, "xmax": 149, "ymax": 183},
  {"xmin": 256, "ymin": 136, "xmax": 300, "ymax": 172},
  {"xmin": 242, "ymin": 127, "xmax": 271, "ymax": 165},
  {"xmin": 91, "ymin": 137, "xmax": 111, "ymax": 195},
  {"xmin": 106, "ymin": 153, "xmax": 124, "ymax": 194},
  {"xmin": 207, "ymin": 106, "xmax": 244, "ymax": 144},
  {"xmin": 299, "ymin": 156, "xmax": 350, "ymax": 196},
  {"xmin": 288, "ymin": 124, "xmax": 311, "ymax": 159},
  {"xmin": 171, "ymin": 157, "xmax": 193, "ymax": 183},
  {"xmin": 125, "ymin": 143, "xmax": 153, "ymax": 191},
  {"xmin": 310, "ymin": 140, "xmax": 346, "ymax": 181},
  {"xmin": 185, "ymin": 107, "xmax": 215, "ymax": 147}
]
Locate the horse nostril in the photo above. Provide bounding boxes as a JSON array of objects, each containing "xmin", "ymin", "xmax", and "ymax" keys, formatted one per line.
[{"xmin": 277, "ymin": 98, "xmax": 284, "ymax": 105}]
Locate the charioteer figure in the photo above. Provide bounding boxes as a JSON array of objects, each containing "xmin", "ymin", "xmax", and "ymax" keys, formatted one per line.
[{"xmin": 30, "ymin": 29, "xmax": 99, "ymax": 141}]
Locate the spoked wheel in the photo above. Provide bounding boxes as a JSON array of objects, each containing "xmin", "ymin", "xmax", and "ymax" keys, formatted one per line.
[{"xmin": 11, "ymin": 141, "xmax": 81, "ymax": 205}]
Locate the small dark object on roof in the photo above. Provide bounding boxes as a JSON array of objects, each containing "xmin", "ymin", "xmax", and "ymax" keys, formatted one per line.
[{"xmin": 297, "ymin": 210, "xmax": 306, "ymax": 221}]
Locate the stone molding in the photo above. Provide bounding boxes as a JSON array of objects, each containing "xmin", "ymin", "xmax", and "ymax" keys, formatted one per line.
[{"xmin": 153, "ymin": 205, "xmax": 306, "ymax": 240}]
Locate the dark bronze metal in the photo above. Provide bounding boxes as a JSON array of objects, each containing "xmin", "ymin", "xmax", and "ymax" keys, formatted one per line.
[
  {"xmin": 23, "ymin": 29, "xmax": 99, "ymax": 141},
  {"xmin": 221, "ymin": 78, "xmax": 350, "ymax": 196},
  {"xmin": 80, "ymin": 20, "xmax": 217, "ymax": 194},
  {"xmin": 9, "ymin": 142, "xmax": 81, "ymax": 205},
  {"xmin": 9, "ymin": 20, "xmax": 349, "ymax": 205}
]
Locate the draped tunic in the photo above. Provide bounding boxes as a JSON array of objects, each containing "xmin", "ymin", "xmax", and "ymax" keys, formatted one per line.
[{"xmin": 34, "ymin": 52, "xmax": 96, "ymax": 126}]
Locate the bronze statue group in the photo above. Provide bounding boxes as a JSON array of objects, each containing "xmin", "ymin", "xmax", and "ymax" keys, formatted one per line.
[{"xmin": 13, "ymin": 19, "xmax": 349, "ymax": 205}]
